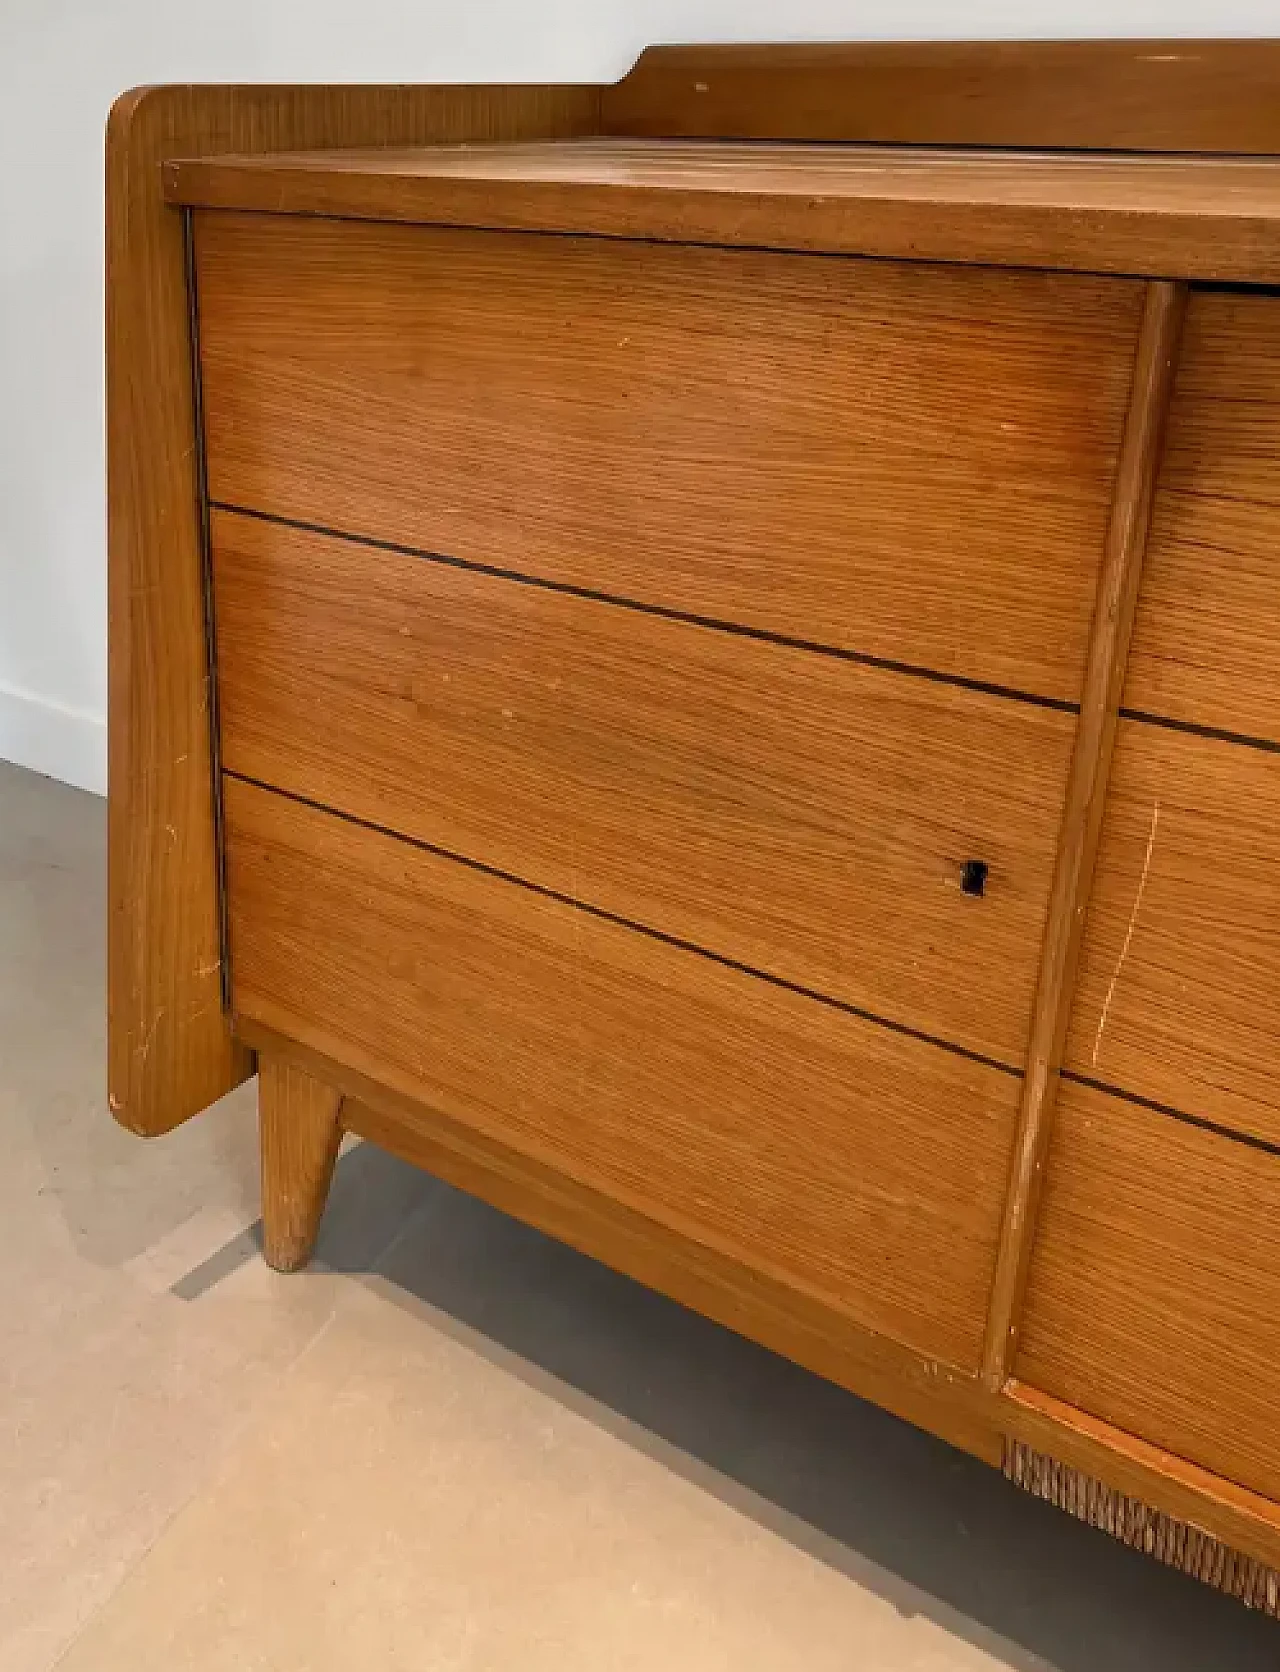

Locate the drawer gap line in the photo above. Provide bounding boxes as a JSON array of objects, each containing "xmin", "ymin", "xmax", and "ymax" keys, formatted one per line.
[
  {"xmin": 222, "ymin": 767, "xmax": 1025, "ymax": 1081},
  {"xmin": 1118, "ymin": 706, "xmax": 1280, "ymax": 758},
  {"xmin": 1060, "ymin": 1070, "xmax": 1280, "ymax": 1162},
  {"xmin": 209, "ymin": 500, "xmax": 1083, "ymax": 717}
]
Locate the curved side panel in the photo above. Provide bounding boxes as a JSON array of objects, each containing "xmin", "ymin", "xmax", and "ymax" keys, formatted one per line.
[{"xmin": 106, "ymin": 79, "xmax": 599, "ymax": 1135}]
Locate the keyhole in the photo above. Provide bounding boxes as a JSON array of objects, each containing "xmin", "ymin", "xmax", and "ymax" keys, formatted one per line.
[{"xmin": 960, "ymin": 859, "xmax": 989, "ymax": 898}]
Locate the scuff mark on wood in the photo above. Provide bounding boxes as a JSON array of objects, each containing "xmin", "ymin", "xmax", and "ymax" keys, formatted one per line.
[
  {"xmin": 136, "ymin": 1008, "xmax": 165, "ymax": 1067},
  {"xmin": 1092, "ymin": 798, "xmax": 1160, "ymax": 1067}
]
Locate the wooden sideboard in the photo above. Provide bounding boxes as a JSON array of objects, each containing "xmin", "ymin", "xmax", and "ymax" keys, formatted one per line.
[{"xmin": 107, "ymin": 41, "xmax": 1280, "ymax": 1613}]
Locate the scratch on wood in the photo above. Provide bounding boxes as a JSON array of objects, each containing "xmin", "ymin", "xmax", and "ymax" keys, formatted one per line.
[
  {"xmin": 1092, "ymin": 799, "xmax": 1160, "ymax": 1067},
  {"xmin": 136, "ymin": 1008, "xmax": 165, "ymax": 1067}
]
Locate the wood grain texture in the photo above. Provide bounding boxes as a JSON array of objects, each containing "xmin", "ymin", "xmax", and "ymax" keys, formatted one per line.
[
  {"xmin": 604, "ymin": 40, "xmax": 1280, "ymax": 155},
  {"xmin": 1127, "ymin": 289, "xmax": 1280, "ymax": 744},
  {"xmin": 239, "ymin": 1018, "xmax": 1280, "ymax": 1569},
  {"xmin": 223, "ymin": 776, "xmax": 1023, "ymax": 1373},
  {"xmin": 981, "ymin": 282, "xmax": 1186, "ymax": 1388},
  {"xmin": 257, "ymin": 1053, "xmax": 344, "ymax": 1272},
  {"xmin": 194, "ymin": 212, "xmax": 1143, "ymax": 706},
  {"xmin": 106, "ymin": 81, "xmax": 598, "ymax": 1138},
  {"xmin": 241, "ymin": 1019, "xmax": 1002, "ymax": 1464},
  {"xmin": 1017, "ymin": 1079, "xmax": 1280, "ymax": 1505},
  {"xmin": 1004, "ymin": 1384, "xmax": 1280, "ymax": 1580},
  {"xmin": 212, "ymin": 510, "xmax": 1075, "ymax": 1067},
  {"xmin": 168, "ymin": 137, "xmax": 1280, "ymax": 283},
  {"xmin": 1064, "ymin": 720, "xmax": 1280, "ymax": 1147},
  {"xmin": 112, "ymin": 60, "xmax": 1280, "ymax": 1579}
]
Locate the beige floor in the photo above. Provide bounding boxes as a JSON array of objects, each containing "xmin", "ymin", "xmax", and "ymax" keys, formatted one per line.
[{"xmin": 3, "ymin": 759, "xmax": 1277, "ymax": 1671}]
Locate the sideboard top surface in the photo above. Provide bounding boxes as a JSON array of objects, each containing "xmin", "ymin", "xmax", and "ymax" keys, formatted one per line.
[{"xmin": 163, "ymin": 136, "xmax": 1280, "ymax": 281}]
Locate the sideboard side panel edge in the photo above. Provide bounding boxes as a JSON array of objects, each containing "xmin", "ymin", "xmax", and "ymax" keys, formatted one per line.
[{"xmin": 106, "ymin": 79, "xmax": 601, "ymax": 1137}]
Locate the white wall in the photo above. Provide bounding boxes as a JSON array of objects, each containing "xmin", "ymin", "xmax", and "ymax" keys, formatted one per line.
[{"xmin": 1, "ymin": 0, "xmax": 1274, "ymax": 795}]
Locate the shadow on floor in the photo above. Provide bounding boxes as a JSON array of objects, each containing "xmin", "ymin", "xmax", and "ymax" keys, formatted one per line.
[{"xmin": 185, "ymin": 1138, "xmax": 1280, "ymax": 1672}]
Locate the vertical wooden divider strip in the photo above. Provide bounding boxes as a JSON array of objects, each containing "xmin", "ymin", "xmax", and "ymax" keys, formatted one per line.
[{"xmin": 981, "ymin": 278, "xmax": 1187, "ymax": 1391}]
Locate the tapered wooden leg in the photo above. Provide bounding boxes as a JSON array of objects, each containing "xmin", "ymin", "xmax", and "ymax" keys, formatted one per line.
[{"xmin": 259, "ymin": 1053, "xmax": 344, "ymax": 1272}]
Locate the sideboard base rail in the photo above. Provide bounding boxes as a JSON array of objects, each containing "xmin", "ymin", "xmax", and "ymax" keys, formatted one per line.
[{"xmin": 238, "ymin": 1017, "xmax": 1280, "ymax": 1589}]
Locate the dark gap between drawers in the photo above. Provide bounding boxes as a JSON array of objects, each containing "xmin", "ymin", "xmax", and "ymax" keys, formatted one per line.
[
  {"xmin": 210, "ymin": 500, "xmax": 1083, "ymax": 718},
  {"xmin": 1060, "ymin": 1070, "xmax": 1280, "ymax": 1163},
  {"xmin": 222, "ymin": 766, "xmax": 1026, "ymax": 1082}
]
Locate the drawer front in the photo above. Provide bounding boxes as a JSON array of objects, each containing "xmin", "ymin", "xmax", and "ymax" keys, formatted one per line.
[
  {"xmin": 224, "ymin": 776, "xmax": 1021, "ymax": 1372},
  {"xmin": 1018, "ymin": 1080, "xmax": 1280, "ymax": 1504},
  {"xmin": 1126, "ymin": 289, "xmax": 1280, "ymax": 745},
  {"xmin": 1065, "ymin": 718, "xmax": 1280, "ymax": 1147},
  {"xmin": 194, "ymin": 211, "xmax": 1143, "ymax": 704},
  {"xmin": 213, "ymin": 509, "xmax": 1076, "ymax": 1067}
]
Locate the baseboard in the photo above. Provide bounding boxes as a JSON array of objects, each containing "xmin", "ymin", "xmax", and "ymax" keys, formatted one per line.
[{"xmin": 0, "ymin": 683, "xmax": 106, "ymax": 797}]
